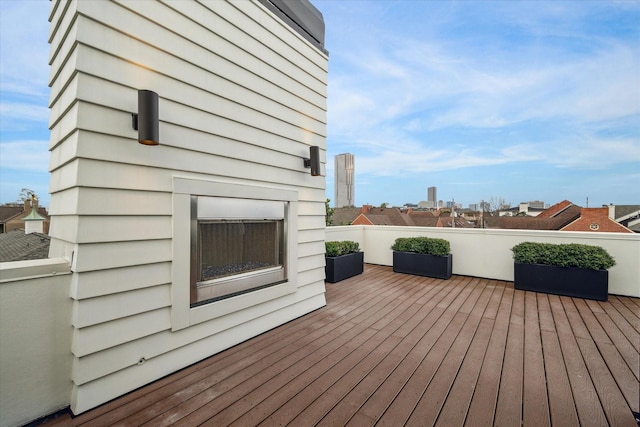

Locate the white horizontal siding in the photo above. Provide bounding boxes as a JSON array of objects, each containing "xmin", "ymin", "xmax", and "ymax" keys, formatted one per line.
[
  {"xmin": 50, "ymin": 188, "xmax": 172, "ymax": 216},
  {"xmin": 73, "ymin": 8, "xmax": 326, "ymax": 126},
  {"xmin": 226, "ymin": 0, "xmax": 328, "ymax": 75},
  {"xmin": 50, "ymin": 156, "xmax": 324, "ymax": 195},
  {"xmin": 49, "ymin": 215, "xmax": 171, "ymax": 244},
  {"xmin": 297, "ymin": 253, "xmax": 326, "ymax": 274},
  {"xmin": 71, "ymin": 240, "xmax": 172, "ymax": 272},
  {"xmin": 298, "ymin": 241, "xmax": 326, "ymax": 258},
  {"xmin": 72, "ymin": 308, "xmax": 171, "ymax": 358},
  {"xmin": 71, "ymin": 284, "xmax": 171, "ymax": 328},
  {"xmin": 70, "ymin": 263, "xmax": 171, "ymax": 299},
  {"xmin": 113, "ymin": 0, "xmax": 326, "ymax": 101}
]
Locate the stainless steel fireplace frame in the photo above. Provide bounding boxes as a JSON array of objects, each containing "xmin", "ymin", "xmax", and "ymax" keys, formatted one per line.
[
  {"xmin": 189, "ymin": 196, "xmax": 288, "ymax": 306},
  {"xmin": 171, "ymin": 177, "xmax": 299, "ymax": 331}
]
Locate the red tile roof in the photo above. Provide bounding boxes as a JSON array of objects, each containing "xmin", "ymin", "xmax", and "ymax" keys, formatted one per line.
[
  {"xmin": 561, "ymin": 207, "xmax": 633, "ymax": 233},
  {"xmin": 536, "ymin": 200, "xmax": 573, "ymax": 218}
]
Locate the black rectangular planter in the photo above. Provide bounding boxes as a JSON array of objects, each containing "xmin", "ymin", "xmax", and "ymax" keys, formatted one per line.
[
  {"xmin": 325, "ymin": 251, "xmax": 364, "ymax": 283},
  {"xmin": 514, "ymin": 262, "xmax": 608, "ymax": 301},
  {"xmin": 392, "ymin": 252, "xmax": 452, "ymax": 280}
]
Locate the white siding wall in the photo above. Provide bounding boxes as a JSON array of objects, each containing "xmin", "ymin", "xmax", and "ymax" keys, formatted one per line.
[{"xmin": 48, "ymin": 0, "xmax": 327, "ymax": 414}]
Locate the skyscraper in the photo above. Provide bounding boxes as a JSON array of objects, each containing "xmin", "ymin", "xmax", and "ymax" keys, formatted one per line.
[
  {"xmin": 428, "ymin": 186, "xmax": 437, "ymax": 206},
  {"xmin": 334, "ymin": 153, "xmax": 354, "ymax": 207}
]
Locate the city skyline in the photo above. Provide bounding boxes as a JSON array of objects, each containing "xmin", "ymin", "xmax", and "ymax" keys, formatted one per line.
[
  {"xmin": 318, "ymin": 1, "xmax": 639, "ymax": 208},
  {"xmin": 1, "ymin": 1, "xmax": 640, "ymax": 208}
]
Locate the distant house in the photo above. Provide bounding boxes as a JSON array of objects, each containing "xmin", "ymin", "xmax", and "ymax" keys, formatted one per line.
[
  {"xmin": 612, "ymin": 205, "xmax": 640, "ymax": 233},
  {"xmin": 331, "ymin": 206, "xmax": 361, "ymax": 226},
  {"xmin": 485, "ymin": 200, "xmax": 634, "ymax": 233},
  {"xmin": 561, "ymin": 207, "xmax": 634, "ymax": 233},
  {"xmin": 352, "ymin": 205, "xmax": 414, "ymax": 226},
  {"xmin": 0, "ymin": 230, "xmax": 51, "ymax": 262},
  {"xmin": 485, "ymin": 200, "xmax": 580, "ymax": 230},
  {"xmin": 0, "ymin": 199, "xmax": 50, "ymax": 234},
  {"xmin": 337, "ymin": 205, "xmax": 473, "ymax": 228},
  {"xmin": 498, "ymin": 202, "xmax": 546, "ymax": 217}
]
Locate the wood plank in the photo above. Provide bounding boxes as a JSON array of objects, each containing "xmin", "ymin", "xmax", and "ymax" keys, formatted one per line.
[
  {"xmin": 481, "ymin": 280, "xmax": 503, "ymax": 320},
  {"xmin": 493, "ymin": 289, "xmax": 525, "ymax": 426},
  {"xmin": 540, "ymin": 329, "xmax": 580, "ymax": 427},
  {"xmin": 169, "ymin": 270, "xmax": 435, "ymax": 425},
  {"xmin": 351, "ymin": 278, "xmax": 477, "ymax": 426},
  {"xmin": 537, "ymin": 293, "xmax": 556, "ymax": 333},
  {"xmin": 279, "ymin": 280, "xmax": 447, "ymax": 426},
  {"xmin": 596, "ymin": 342, "xmax": 640, "ymax": 412},
  {"xmin": 464, "ymin": 285, "xmax": 513, "ymax": 427},
  {"xmin": 434, "ymin": 317, "xmax": 494, "ymax": 426},
  {"xmin": 576, "ymin": 337, "xmax": 638, "ymax": 426},
  {"xmin": 594, "ymin": 312, "xmax": 640, "ymax": 377},
  {"xmin": 39, "ymin": 267, "xmax": 639, "ymax": 427},
  {"xmin": 404, "ymin": 284, "xmax": 495, "ymax": 426},
  {"xmin": 597, "ymin": 301, "xmax": 640, "ymax": 352},
  {"xmin": 266, "ymin": 276, "xmax": 472, "ymax": 427},
  {"xmin": 616, "ymin": 296, "xmax": 640, "ymax": 320},
  {"xmin": 572, "ymin": 298, "xmax": 639, "ymax": 409},
  {"xmin": 548, "ymin": 295, "xmax": 609, "ymax": 426},
  {"xmin": 522, "ymin": 291, "xmax": 551, "ymax": 427},
  {"xmin": 217, "ymin": 277, "xmax": 437, "ymax": 426},
  {"xmin": 345, "ymin": 279, "xmax": 472, "ymax": 426},
  {"xmin": 608, "ymin": 296, "xmax": 640, "ymax": 334},
  {"xmin": 375, "ymin": 312, "xmax": 469, "ymax": 426},
  {"xmin": 574, "ymin": 298, "xmax": 613, "ymax": 344}
]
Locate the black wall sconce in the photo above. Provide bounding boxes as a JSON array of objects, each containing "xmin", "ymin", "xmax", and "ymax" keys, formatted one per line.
[
  {"xmin": 304, "ymin": 145, "xmax": 321, "ymax": 176},
  {"xmin": 132, "ymin": 90, "xmax": 159, "ymax": 146}
]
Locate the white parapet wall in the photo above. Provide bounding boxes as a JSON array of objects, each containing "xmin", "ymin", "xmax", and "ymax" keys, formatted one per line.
[
  {"xmin": 0, "ymin": 259, "xmax": 72, "ymax": 427},
  {"xmin": 326, "ymin": 225, "xmax": 640, "ymax": 298}
]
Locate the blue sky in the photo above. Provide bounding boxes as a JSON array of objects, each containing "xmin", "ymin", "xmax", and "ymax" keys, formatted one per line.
[
  {"xmin": 1, "ymin": 1, "xmax": 639, "ymax": 209},
  {"xmin": 317, "ymin": 0, "xmax": 640, "ymax": 208}
]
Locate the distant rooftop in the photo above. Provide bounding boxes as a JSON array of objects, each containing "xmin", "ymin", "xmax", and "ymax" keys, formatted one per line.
[{"xmin": 0, "ymin": 230, "xmax": 51, "ymax": 262}]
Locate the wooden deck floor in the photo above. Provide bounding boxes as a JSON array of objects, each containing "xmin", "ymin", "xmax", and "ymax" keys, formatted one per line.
[{"xmin": 44, "ymin": 264, "xmax": 639, "ymax": 426}]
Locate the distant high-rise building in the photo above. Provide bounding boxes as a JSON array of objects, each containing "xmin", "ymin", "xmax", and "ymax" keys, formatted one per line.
[
  {"xmin": 334, "ymin": 153, "xmax": 354, "ymax": 207},
  {"xmin": 428, "ymin": 187, "xmax": 437, "ymax": 205}
]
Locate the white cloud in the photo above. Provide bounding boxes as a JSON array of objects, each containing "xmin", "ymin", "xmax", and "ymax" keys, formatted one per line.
[
  {"xmin": 0, "ymin": 1, "xmax": 51, "ymax": 99},
  {"xmin": 0, "ymin": 140, "xmax": 49, "ymax": 172},
  {"xmin": 551, "ymin": 137, "xmax": 640, "ymax": 169},
  {"xmin": 0, "ymin": 102, "xmax": 49, "ymax": 124}
]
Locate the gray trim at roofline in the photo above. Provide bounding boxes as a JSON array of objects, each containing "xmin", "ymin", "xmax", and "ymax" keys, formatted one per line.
[{"xmin": 257, "ymin": 0, "xmax": 328, "ymax": 55}]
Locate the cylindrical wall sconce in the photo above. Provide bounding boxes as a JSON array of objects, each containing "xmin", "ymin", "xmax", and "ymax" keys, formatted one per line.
[
  {"xmin": 134, "ymin": 90, "xmax": 159, "ymax": 146},
  {"xmin": 304, "ymin": 145, "xmax": 321, "ymax": 176}
]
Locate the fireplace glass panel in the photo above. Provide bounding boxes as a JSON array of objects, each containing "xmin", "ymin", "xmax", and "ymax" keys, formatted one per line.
[
  {"xmin": 199, "ymin": 220, "xmax": 283, "ymax": 281},
  {"xmin": 192, "ymin": 219, "xmax": 285, "ymax": 305}
]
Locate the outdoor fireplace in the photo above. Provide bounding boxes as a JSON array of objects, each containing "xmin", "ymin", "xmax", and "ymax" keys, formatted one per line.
[{"xmin": 190, "ymin": 196, "xmax": 287, "ymax": 305}]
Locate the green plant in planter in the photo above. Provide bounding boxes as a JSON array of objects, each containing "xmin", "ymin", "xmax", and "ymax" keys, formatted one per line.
[
  {"xmin": 511, "ymin": 241, "xmax": 615, "ymax": 301},
  {"xmin": 391, "ymin": 237, "xmax": 452, "ymax": 279},
  {"xmin": 325, "ymin": 240, "xmax": 363, "ymax": 283},
  {"xmin": 391, "ymin": 237, "xmax": 450, "ymax": 257},
  {"xmin": 325, "ymin": 240, "xmax": 360, "ymax": 257},
  {"xmin": 511, "ymin": 242, "xmax": 615, "ymax": 270}
]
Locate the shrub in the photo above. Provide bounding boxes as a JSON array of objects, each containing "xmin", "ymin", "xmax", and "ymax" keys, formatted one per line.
[
  {"xmin": 325, "ymin": 240, "xmax": 360, "ymax": 257},
  {"xmin": 391, "ymin": 237, "xmax": 451, "ymax": 257},
  {"xmin": 511, "ymin": 242, "xmax": 615, "ymax": 270}
]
